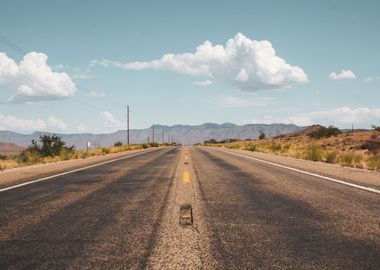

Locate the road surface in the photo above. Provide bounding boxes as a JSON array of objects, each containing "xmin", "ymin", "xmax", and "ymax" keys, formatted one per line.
[{"xmin": 1, "ymin": 146, "xmax": 379, "ymax": 269}]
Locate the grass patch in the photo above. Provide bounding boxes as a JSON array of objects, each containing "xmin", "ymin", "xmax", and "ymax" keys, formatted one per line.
[
  {"xmin": 305, "ymin": 142, "xmax": 322, "ymax": 161},
  {"xmin": 325, "ymin": 151, "xmax": 337, "ymax": 164}
]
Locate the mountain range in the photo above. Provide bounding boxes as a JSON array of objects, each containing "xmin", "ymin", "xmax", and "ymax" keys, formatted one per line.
[{"xmin": 0, "ymin": 123, "xmax": 303, "ymax": 150}]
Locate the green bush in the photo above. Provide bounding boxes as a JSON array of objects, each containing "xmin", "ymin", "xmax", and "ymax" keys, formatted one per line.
[
  {"xmin": 259, "ymin": 132, "xmax": 266, "ymax": 140},
  {"xmin": 372, "ymin": 125, "xmax": 380, "ymax": 132},
  {"xmin": 309, "ymin": 126, "xmax": 342, "ymax": 139},
  {"xmin": 114, "ymin": 141, "xmax": 123, "ymax": 147},
  {"xmin": 306, "ymin": 142, "xmax": 322, "ymax": 161},
  {"xmin": 141, "ymin": 143, "xmax": 149, "ymax": 149},
  {"xmin": 204, "ymin": 139, "xmax": 217, "ymax": 144}
]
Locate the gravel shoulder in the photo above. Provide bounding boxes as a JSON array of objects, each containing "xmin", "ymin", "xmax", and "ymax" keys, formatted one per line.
[
  {"xmin": 206, "ymin": 146, "xmax": 380, "ymax": 190},
  {"xmin": 0, "ymin": 147, "xmax": 163, "ymax": 190}
]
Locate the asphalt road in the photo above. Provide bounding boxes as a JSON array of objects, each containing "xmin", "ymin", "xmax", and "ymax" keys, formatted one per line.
[{"xmin": 1, "ymin": 146, "xmax": 380, "ymax": 269}]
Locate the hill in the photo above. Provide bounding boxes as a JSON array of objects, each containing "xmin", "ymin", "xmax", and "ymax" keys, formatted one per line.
[
  {"xmin": 210, "ymin": 126, "xmax": 380, "ymax": 170},
  {"xmin": 0, "ymin": 123, "xmax": 303, "ymax": 149},
  {"xmin": 0, "ymin": 142, "xmax": 25, "ymax": 157}
]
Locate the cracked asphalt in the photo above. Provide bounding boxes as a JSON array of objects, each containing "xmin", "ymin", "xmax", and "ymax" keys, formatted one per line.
[{"xmin": 1, "ymin": 146, "xmax": 380, "ymax": 269}]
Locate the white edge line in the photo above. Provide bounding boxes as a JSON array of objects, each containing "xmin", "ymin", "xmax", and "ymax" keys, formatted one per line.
[
  {"xmin": 0, "ymin": 148, "xmax": 162, "ymax": 193},
  {"xmin": 214, "ymin": 148, "xmax": 380, "ymax": 195}
]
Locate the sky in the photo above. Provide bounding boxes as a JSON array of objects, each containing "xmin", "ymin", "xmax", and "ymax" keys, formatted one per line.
[{"xmin": 0, "ymin": 0, "xmax": 379, "ymax": 133}]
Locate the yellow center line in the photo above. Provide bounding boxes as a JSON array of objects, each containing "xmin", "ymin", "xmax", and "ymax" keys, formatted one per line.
[{"xmin": 182, "ymin": 171, "xmax": 190, "ymax": 183}]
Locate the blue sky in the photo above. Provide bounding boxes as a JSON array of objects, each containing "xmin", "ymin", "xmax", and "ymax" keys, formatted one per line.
[{"xmin": 0, "ymin": 0, "xmax": 379, "ymax": 133}]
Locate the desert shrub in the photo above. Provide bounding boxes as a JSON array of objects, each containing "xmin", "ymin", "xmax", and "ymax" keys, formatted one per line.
[
  {"xmin": 245, "ymin": 144, "xmax": 256, "ymax": 152},
  {"xmin": 259, "ymin": 132, "xmax": 266, "ymax": 140},
  {"xmin": 0, "ymin": 162, "xmax": 5, "ymax": 171},
  {"xmin": 270, "ymin": 143, "xmax": 282, "ymax": 152},
  {"xmin": 204, "ymin": 139, "xmax": 217, "ymax": 144},
  {"xmin": 149, "ymin": 142, "xmax": 159, "ymax": 147},
  {"xmin": 227, "ymin": 144, "xmax": 240, "ymax": 149},
  {"xmin": 114, "ymin": 141, "xmax": 123, "ymax": 147},
  {"xmin": 218, "ymin": 138, "xmax": 238, "ymax": 143},
  {"xmin": 339, "ymin": 152, "xmax": 354, "ymax": 166},
  {"xmin": 309, "ymin": 126, "xmax": 342, "ymax": 139},
  {"xmin": 325, "ymin": 151, "xmax": 337, "ymax": 164},
  {"xmin": 101, "ymin": 147, "xmax": 110, "ymax": 154},
  {"xmin": 372, "ymin": 125, "xmax": 380, "ymax": 132},
  {"xmin": 367, "ymin": 153, "xmax": 380, "ymax": 170},
  {"xmin": 142, "ymin": 143, "xmax": 149, "ymax": 149},
  {"xmin": 306, "ymin": 142, "xmax": 322, "ymax": 161},
  {"xmin": 60, "ymin": 148, "xmax": 74, "ymax": 160},
  {"xmin": 281, "ymin": 144, "xmax": 291, "ymax": 154},
  {"xmin": 17, "ymin": 150, "xmax": 41, "ymax": 164},
  {"xmin": 361, "ymin": 141, "xmax": 380, "ymax": 153}
]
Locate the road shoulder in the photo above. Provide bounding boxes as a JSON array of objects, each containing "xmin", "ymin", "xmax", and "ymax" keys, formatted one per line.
[
  {"xmin": 204, "ymin": 146, "xmax": 380, "ymax": 190},
  {"xmin": 0, "ymin": 147, "xmax": 163, "ymax": 190}
]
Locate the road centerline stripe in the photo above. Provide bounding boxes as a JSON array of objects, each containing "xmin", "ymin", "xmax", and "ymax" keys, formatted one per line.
[
  {"xmin": 215, "ymin": 148, "xmax": 380, "ymax": 195},
  {"xmin": 182, "ymin": 171, "xmax": 190, "ymax": 183},
  {"xmin": 0, "ymin": 148, "xmax": 162, "ymax": 193}
]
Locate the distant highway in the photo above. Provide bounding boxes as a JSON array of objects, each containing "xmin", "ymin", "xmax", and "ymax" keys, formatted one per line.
[{"xmin": 1, "ymin": 146, "xmax": 379, "ymax": 269}]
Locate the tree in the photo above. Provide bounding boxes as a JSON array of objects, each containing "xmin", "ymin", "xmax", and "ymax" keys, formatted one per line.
[
  {"xmin": 372, "ymin": 125, "xmax": 380, "ymax": 131},
  {"xmin": 114, "ymin": 141, "xmax": 123, "ymax": 147},
  {"xmin": 259, "ymin": 132, "xmax": 266, "ymax": 140},
  {"xmin": 27, "ymin": 134, "xmax": 74, "ymax": 157}
]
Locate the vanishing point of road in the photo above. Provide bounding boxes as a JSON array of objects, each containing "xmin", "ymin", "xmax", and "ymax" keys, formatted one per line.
[{"xmin": 1, "ymin": 146, "xmax": 380, "ymax": 269}]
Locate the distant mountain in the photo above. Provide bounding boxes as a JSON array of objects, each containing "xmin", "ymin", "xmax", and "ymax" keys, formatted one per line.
[{"xmin": 0, "ymin": 123, "xmax": 303, "ymax": 149}]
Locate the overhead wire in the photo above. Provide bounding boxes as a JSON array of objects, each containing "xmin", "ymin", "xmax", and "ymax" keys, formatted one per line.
[{"xmin": 0, "ymin": 33, "xmax": 128, "ymax": 121}]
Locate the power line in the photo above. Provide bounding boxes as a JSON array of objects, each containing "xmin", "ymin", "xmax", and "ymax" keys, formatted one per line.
[{"xmin": 0, "ymin": 34, "xmax": 27, "ymax": 55}]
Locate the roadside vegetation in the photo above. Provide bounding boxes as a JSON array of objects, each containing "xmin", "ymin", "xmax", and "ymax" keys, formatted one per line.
[
  {"xmin": 0, "ymin": 135, "xmax": 170, "ymax": 171},
  {"xmin": 203, "ymin": 125, "xmax": 380, "ymax": 171}
]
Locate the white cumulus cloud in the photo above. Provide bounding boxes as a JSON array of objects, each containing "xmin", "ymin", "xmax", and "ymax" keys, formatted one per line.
[
  {"xmin": 0, "ymin": 114, "xmax": 46, "ymax": 132},
  {"xmin": 0, "ymin": 51, "xmax": 76, "ymax": 102},
  {"xmin": 95, "ymin": 33, "xmax": 308, "ymax": 92},
  {"xmin": 329, "ymin": 70, "xmax": 356, "ymax": 80},
  {"xmin": 285, "ymin": 107, "xmax": 380, "ymax": 128},
  {"xmin": 47, "ymin": 116, "xmax": 68, "ymax": 130},
  {"xmin": 193, "ymin": 80, "xmax": 213, "ymax": 86},
  {"xmin": 101, "ymin": 111, "xmax": 123, "ymax": 128}
]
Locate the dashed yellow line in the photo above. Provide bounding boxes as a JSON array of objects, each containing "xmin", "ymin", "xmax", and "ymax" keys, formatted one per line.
[{"xmin": 182, "ymin": 171, "xmax": 190, "ymax": 183}]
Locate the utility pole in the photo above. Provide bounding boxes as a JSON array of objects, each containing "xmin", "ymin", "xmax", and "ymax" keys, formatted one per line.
[
  {"xmin": 152, "ymin": 125, "xmax": 155, "ymax": 143},
  {"xmin": 127, "ymin": 105, "xmax": 130, "ymax": 145},
  {"xmin": 162, "ymin": 128, "xmax": 165, "ymax": 144}
]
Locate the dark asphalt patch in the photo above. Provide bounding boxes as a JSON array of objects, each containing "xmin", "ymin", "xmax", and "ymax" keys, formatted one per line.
[{"xmin": 179, "ymin": 204, "xmax": 193, "ymax": 226}]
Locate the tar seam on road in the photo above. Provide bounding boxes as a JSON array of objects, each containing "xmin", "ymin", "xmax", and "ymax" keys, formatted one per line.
[
  {"xmin": 0, "ymin": 148, "xmax": 162, "ymax": 193},
  {"xmin": 216, "ymin": 148, "xmax": 380, "ymax": 195}
]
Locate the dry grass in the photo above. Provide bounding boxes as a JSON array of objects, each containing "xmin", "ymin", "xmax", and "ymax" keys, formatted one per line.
[
  {"xmin": 205, "ymin": 128, "xmax": 380, "ymax": 171},
  {"xmin": 0, "ymin": 144, "xmax": 151, "ymax": 171}
]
